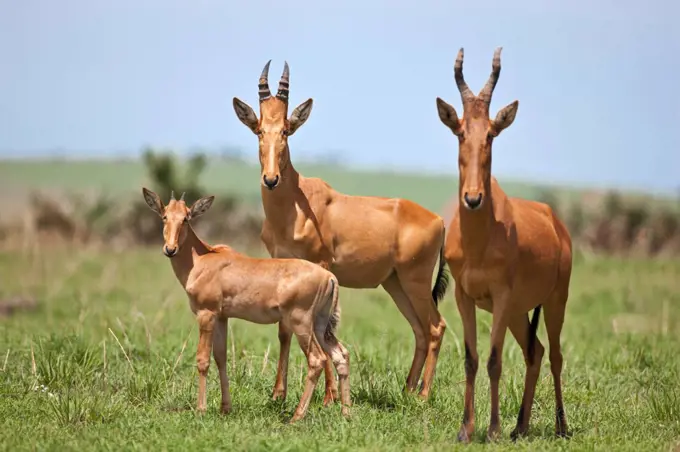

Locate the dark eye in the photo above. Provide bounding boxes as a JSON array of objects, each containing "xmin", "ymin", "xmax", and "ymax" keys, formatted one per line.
[
  {"xmin": 183, "ymin": 217, "xmax": 189, "ymax": 223},
  {"xmin": 162, "ymin": 215, "xmax": 167, "ymax": 221},
  {"xmin": 281, "ymin": 129, "xmax": 289, "ymax": 136}
]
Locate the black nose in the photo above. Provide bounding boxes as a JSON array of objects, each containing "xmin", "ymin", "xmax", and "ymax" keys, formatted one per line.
[
  {"xmin": 263, "ymin": 175, "xmax": 280, "ymax": 189},
  {"xmin": 164, "ymin": 246, "xmax": 177, "ymax": 257},
  {"xmin": 463, "ymin": 192, "xmax": 483, "ymax": 210}
]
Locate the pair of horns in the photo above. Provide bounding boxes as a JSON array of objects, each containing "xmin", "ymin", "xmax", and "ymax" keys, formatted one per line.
[
  {"xmin": 258, "ymin": 60, "xmax": 290, "ymax": 103},
  {"xmin": 454, "ymin": 47, "xmax": 502, "ymax": 106},
  {"xmin": 170, "ymin": 191, "xmax": 185, "ymax": 202}
]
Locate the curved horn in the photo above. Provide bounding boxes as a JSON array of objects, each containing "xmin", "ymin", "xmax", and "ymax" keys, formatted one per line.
[
  {"xmin": 258, "ymin": 60, "xmax": 272, "ymax": 102},
  {"xmin": 276, "ymin": 61, "xmax": 290, "ymax": 102},
  {"xmin": 180, "ymin": 192, "xmax": 185, "ymax": 202},
  {"xmin": 454, "ymin": 48, "xmax": 475, "ymax": 103},
  {"xmin": 170, "ymin": 191, "xmax": 176, "ymax": 201},
  {"xmin": 478, "ymin": 47, "xmax": 502, "ymax": 105}
]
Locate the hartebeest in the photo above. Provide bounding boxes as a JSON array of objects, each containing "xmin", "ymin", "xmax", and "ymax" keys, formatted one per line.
[
  {"xmin": 232, "ymin": 61, "xmax": 450, "ymax": 400},
  {"xmin": 435, "ymin": 48, "xmax": 572, "ymax": 442},
  {"xmin": 142, "ymin": 188, "xmax": 351, "ymax": 422}
]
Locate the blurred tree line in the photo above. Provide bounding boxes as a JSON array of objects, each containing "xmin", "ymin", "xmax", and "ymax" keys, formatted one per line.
[
  {"xmin": 1, "ymin": 147, "xmax": 679, "ymax": 258},
  {"xmin": 3, "ymin": 147, "xmax": 263, "ymax": 250}
]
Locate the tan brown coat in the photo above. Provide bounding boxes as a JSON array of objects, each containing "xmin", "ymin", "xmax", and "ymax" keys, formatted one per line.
[
  {"xmin": 142, "ymin": 188, "xmax": 351, "ymax": 422},
  {"xmin": 232, "ymin": 61, "xmax": 450, "ymax": 399},
  {"xmin": 436, "ymin": 48, "xmax": 572, "ymax": 442}
]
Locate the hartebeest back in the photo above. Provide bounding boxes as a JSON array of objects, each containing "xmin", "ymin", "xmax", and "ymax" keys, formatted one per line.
[
  {"xmin": 436, "ymin": 48, "xmax": 573, "ymax": 442},
  {"xmin": 141, "ymin": 188, "xmax": 351, "ymax": 422},
  {"xmin": 232, "ymin": 60, "xmax": 450, "ymax": 399}
]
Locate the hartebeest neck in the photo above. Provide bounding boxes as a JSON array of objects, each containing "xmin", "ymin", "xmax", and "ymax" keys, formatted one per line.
[
  {"xmin": 170, "ymin": 224, "xmax": 212, "ymax": 288},
  {"xmin": 260, "ymin": 152, "xmax": 300, "ymax": 217},
  {"xmin": 458, "ymin": 177, "xmax": 494, "ymax": 260}
]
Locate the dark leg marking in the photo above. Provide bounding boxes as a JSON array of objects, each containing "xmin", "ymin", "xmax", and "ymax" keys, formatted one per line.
[
  {"xmin": 464, "ymin": 342, "xmax": 478, "ymax": 375},
  {"xmin": 487, "ymin": 346, "xmax": 500, "ymax": 378}
]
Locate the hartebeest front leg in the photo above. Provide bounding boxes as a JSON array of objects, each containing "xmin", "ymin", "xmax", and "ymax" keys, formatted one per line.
[
  {"xmin": 487, "ymin": 292, "xmax": 511, "ymax": 442},
  {"xmin": 196, "ymin": 309, "xmax": 216, "ymax": 413},
  {"xmin": 213, "ymin": 317, "xmax": 232, "ymax": 414},
  {"xmin": 455, "ymin": 285, "xmax": 478, "ymax": 443}
]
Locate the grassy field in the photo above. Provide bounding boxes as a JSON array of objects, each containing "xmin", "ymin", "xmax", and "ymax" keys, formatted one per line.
[
  {"xmin": 1, "ymin": 245, "xmax": 679, "ymax": 451},
  {"xmin": 1, "ymin": 158, "xmax": 679, "ymax": 450}
]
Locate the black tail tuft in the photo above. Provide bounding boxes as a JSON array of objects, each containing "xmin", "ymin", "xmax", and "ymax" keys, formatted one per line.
[
  {"xmin": 324, "ymin": 278, "xmax": 341, "ymax": 341},
  {"xmin": 431, "ymin": 227, "xmax": 450, "ymax": 306},
  {"xmin": 527, "ymin": 305, "xmax": 542, "ymax": 365}
]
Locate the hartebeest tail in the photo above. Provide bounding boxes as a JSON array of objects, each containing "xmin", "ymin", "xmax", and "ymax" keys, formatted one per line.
[
  {"xmin": 431, "ymin": 226, "xmax": 450, "ymax": 306},
  {"xmin": 527, "ymin": 305, "xmax": 542, "ymax": 364},
  {"xmin": 324, "ymin": 278, "xmax": 341, "ymax": 342}
]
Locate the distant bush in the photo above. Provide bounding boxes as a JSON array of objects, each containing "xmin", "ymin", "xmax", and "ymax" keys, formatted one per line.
[{"xmin": 1, "ymin": 148, "xmax": 263, "ymax": 251}]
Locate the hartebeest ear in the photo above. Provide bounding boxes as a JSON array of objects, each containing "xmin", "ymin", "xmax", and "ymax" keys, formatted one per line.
[
  {"xmin": 288, "ymin": 98, "xmax": 313, "ymax": 135},
  {"xmin": 436, "ymin": 97, "xmax": 462, "ymax": 136},
  {"xmin": 189, "ymin": 195, "xmax": 215, "ymax": 219},
  {"xmin": 142, "ymin": 187, "xmax": 164, "ymax": 216},
  {"xmin": 232, "ymin": 97, "xmax": 259, "ymax": 133},
  {"xmin": 490, "ymin": 100, "xmax": 519, "ymax": 136}
]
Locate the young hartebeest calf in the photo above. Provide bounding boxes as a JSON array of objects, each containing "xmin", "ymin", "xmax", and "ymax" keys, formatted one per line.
[
  {"xmin": 232, "ymin": 61, "xmax": 450, "ymax": 401},
  {"xmin": 436, "ymin": 48, "xmax": 572, "ymax": 442},
  {"xmin": 142, "ymin": 188, "xmax": 351, "ymax": 422}
]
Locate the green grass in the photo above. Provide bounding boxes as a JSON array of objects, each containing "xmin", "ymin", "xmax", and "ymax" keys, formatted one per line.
[
  {"xmin": 1, "ymin": 246, "xmax": 679, "ymax": 451},
  {"xmin": 0, "ymin": 158, "xmax": 581, "ymax": 213}
]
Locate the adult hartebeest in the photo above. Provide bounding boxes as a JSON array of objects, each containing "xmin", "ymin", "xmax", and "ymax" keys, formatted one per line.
[
  {"xmin": 435, "ymin": 48, "xmax": 572, "ymax": 442},
  {"xmin": 232, "ymin": 61, "xmax": 450, "ymax": 401},
  {"xmin": 142, "ymin": 188, "xmax": 351, "ymax": 422}
]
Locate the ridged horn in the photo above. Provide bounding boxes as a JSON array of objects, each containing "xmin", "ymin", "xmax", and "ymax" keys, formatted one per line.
[
  {"xmin": 258, "ymin": 60, "xmax": 272, "ymax": 102},
  {"xmin": 478, "ymin": 47, "xmax": 502, "ymax": 105},
  {"xmin": 180, "ymin": 192, "xmax": 185, "ymax": 202},
  {"xmin": 276, "ymin": 61, "xmax": 290, "ymax": 102},
  {"xmin": 170, "ymin": 191, "xmax": 176, "ymax": 201},
  {"xmin": 454, "ymin": 48, "xmax": 475, "ymax": 103}
]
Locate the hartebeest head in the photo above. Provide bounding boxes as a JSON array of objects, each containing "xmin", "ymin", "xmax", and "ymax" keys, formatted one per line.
[
  {"xmin": 142, "ymin": 188, "xmax": 215, "ymax": 257},
  {"xmin": 436, "ymin": 48, "xmax": 519, "ymax": 211},
  {"xmin": 232, "ymin": 60, "xmax": 314, "ymax": 190}
]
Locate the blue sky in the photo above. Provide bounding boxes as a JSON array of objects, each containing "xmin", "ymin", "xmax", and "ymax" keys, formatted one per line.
[{"xmin": 0, "ymin": 0, "xmax": 678, "ymax": 193}]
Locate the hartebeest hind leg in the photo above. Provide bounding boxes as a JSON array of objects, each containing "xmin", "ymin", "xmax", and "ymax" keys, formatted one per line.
[
  {"xmin": 508, "ymin": 313, "xmax": 545, "ymax": 439},
  {"xmin": 322, "ymin": 355, "xmax": 339, "ymax": 406},
  {"xmin": 314, "ymin": 314, "xmax": 352, "ymax": 417},
  {"xmin": 265, "ymin": 234, "xmax": 338, "ymax": 406},
  {"xmin": 289, "ymin": 329, "xmax": 327, "ymax": 423},
  {"xmin": 544, "ymin": 299, "xmax": 569, "ymax": 437},
  {"xmin": 196, "ymin": 310, "xmax": 216, "ymax": 413},
  {"xmin": 397, "ymin": 274, "xmax": 446, "ymax": 399},
  {"xmin": 213, "ymin": 318, "xmax": 232, "ymax": 414},
  {"xmin": 273, "ymin": 318, "xmax": 338, "ymax": 405},
  {"xmin": 382, "ymin": 274, "xmax": 429, "ymax": 392}
]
